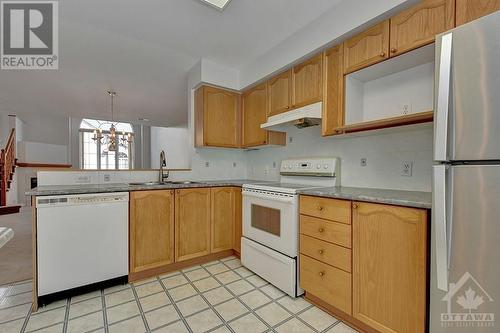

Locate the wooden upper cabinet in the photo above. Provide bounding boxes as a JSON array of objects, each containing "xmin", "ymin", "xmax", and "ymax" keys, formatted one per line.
[
  {"xmin": 175, "ymin": 188, "xmax": 211, "ymax": 262},
  {"xmin": 210, "ymin": 187, "xmax": 235, "ymax": 253},
  {"xmin": 292, "ymin": 54, "xmax": 323, "ymax": 109},
  {"xmin": 195, "ymin": 85, "xmax": 241, "ymax": 148},
  {"xmin": 456, "ymin": 0, "xmax": 500, "ymax": 25},
  {"xmin": 352, "ymin": 202, "xmax": 428, "ymax": 333},
  {"xmin": 390, "ymin": 0, "xmax": 455, "ymax": 56},
  {"xmin": 322, "ymin": 44, "xmax": 344, "ymax": 136},
  {"xmin": 242, "ymin": 83, "xmax": 269, "ymax": 147},
  {"xmin": 233, "ymin": 187, "xmax": 242, "ymax": 255},
  {"xmin": 343, "ymin": 20, "xmax": 390, "ymax": 74},
  {"xmin": 129, "ymin": 190, "xmax": 175, "ymax": 274},
  {"xmin": 268, "ymin": 69, "xmax": 292, "ymax": 116}
]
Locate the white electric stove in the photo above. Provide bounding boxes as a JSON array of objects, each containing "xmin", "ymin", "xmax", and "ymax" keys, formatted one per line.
[{"xmin": 241, "ymin": 157, "xmax": 340, "ymax": 297}]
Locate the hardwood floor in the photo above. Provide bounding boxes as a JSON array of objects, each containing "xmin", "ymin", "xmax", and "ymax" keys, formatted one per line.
[{"xmin": 0, "ymin": 208, "xmax": 32, "ymax": 285}]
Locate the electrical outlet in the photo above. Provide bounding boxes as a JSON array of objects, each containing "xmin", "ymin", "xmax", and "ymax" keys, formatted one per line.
[
  {"xmin": 264, "ymin": 166, "xmax": 269, "ymax": 175},
  {"xmin": 402, "ymin": 161, "xmax": 413, "ymax": 176},
  {"xmin": 205, "ymin": 161, "xmax": 210, "ymax": 167},
  {"xmin": 272, "ymin": 161, "xmax": 276, "ymax": 168},
  {"xmin": 360, "ymin": 158, "xmax": 367, "ymax": 167},
  {"xmin": 75, "ymin": 176, "xmax": 91, "ymax": 184},
  {"xmin": 289, "ymin": 136, "xmax": 293, "ymax": 143},
  {"xmin": 401, "ymin": 103, "xmax": 412, "ymax": 115}
]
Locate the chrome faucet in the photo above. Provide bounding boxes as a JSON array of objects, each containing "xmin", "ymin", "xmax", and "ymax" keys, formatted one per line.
[{"xmin": 159, "ymin": 150, "xmax": 169, "ymax": 183}]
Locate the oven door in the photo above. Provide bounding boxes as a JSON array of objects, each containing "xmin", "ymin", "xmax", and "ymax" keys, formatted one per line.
[{"xmin": 242, "ymin": 188, "xmax": 298, "ymax": 257}]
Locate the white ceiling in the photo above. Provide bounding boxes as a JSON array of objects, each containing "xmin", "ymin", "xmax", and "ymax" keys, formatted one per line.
[{"xmin": 0, "ymin": 0, "xmax": 343, "ymax": 127}]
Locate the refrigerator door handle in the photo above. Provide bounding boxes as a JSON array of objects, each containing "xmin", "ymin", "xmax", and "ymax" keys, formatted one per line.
[
  {"xmin": 434, "ymin": 33, "xmax": 453, "ymax": 162},
  {"xmin": 433, "ymin": 165, "xmax": 448, "ymax": 291}
]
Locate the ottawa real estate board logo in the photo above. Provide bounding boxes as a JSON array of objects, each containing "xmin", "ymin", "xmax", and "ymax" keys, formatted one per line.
[
  {"xmin": 0, "ymin": 1, "xmax": 58, "ymax": 69},
  {"xmin": 441, "ymin": 272, "xmax": 495, "ymax": 329}
]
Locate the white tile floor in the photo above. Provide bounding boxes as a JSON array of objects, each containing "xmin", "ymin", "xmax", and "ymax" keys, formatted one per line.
[{"xmin": 0, "ymin": 256, "xmax": 358, "ymax": 333}]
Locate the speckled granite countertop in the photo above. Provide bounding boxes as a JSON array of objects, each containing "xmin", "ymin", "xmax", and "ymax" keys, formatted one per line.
[
  {"xmin": 298, "ymin": 186, "xmax": 432, "ymax": 209},
  {"xmin": 26, "ymin": 179, "xmax": 271, "ymax": 196}
]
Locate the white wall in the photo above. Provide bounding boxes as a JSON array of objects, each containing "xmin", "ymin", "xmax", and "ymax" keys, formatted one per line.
[
  {"xmin": 245, "ymin": 125, "xmax": 433, "ymax": 192},
  {"xmin": 239, "ymin": 0, "xmax": 416, "ymax": 88},
  {"xmin": 151, "ymin": 126, "xmax": 190, "ymax": 169}
]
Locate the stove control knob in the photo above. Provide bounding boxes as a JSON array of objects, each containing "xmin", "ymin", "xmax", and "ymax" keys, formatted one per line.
[
  {"xmin": 324, "ymin": 164, "xmax": 329, "ymax": 169},
  {"xmin": 316, "ymin": 164, "xmax": 321, "ymax": 169}
]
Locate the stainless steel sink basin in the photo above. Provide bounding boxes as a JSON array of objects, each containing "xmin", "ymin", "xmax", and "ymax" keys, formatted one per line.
[
  {"xmin": 170, "ymin": 181, "xmax": 204, "ymax": 184},
  {"xmin": 128, "ymin": 181, "xmax": 169, "ymax": 186},
  {"xmin": 128, "ymin": 181, "xmax": 204, "ymax": 186}
]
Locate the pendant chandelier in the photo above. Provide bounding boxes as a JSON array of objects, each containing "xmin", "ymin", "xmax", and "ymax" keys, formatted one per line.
[{"xmin": 92, "ymin": 91, "xmax": 132, "ymax": 151}]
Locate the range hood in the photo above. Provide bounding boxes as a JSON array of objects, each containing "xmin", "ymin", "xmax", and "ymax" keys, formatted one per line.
[{"xmin": 261, "ymin": 102, "xmax": 322, "ymax": 130}]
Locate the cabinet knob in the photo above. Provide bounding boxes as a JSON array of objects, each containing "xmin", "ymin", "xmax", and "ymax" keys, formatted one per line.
[
  {"xmin": 319, "ymin": 271, "xmax": 325, "ymax": 277},
  {"xmin": 352, "ymin": 203, "xmax": 358, "ymax": 209},
  {"xmin": 317, "ymin": 205, "xmax": 324, "ymax": 211},
  {"xmin": 170, "ymin": 190, "xmax": 175, "ymax": 195},
  {"xmin": 285, "ymin": 106, "xmax": 290, "ymax": 109},
  {"xmin": 380, "ymin": 52, "xmax": 386, "ymax": 57},
  {"xmin": 318, "ymin": 228, "xmax": 325, "ymax": 233},
  {"xmin": 318, "ymin": 249, "xmax": 324, "ymax": 255},
  {"xmin": 390, "ymin": 48, "xmax": 397, "ymax": 53}
]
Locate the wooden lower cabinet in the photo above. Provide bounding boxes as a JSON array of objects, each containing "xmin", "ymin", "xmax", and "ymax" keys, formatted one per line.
[
  {"xmin": 211, "ymin": 187, "xmax": 235, "ymax": 253},
  {"xmin": 300, "ymin": 196, "xmax": 429, "ymax": 333},
  {"xmin": 233, "ymin": 187, "xmax": 242, "ymax": 255},
  {"xmin": 352, "ymin": 202, "xmax": 428, "ymax": 333},
  {"xmin": 129, "ymin": 190, "xmax": 175, "ymax": 274},
  {"xmin": 175, "ymin": 188, "xmax": 211, "ymax": 262}
]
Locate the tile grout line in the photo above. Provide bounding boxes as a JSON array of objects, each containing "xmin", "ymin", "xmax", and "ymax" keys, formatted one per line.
[
  {"xmin": 179, "ymin": 268, "xmax": 236, "ymax": 333},
  {"xmin": 101, "ymin": 289, "xmax": 109, "ymax": 333},
  {"xmin": 20, "ymin": 302, "xmax": 33, "ymax": 333},
  {"xmin": 158, "ymin": 275, "xmax": 194, "ymax": 333},
  {"xmin": 62, "ymin": 297, "xmax": 70, "ymax": 333},
  {"xmin": 130, "ymin": 283, "xmax": 152, "ymax": 332}
]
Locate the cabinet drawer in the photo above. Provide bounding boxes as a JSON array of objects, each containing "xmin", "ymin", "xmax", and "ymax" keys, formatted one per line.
[
  {"xmin": 300, "ymin": 196, "xmax": 351, "ymax": 224},
  {"xmin": 300, "ymin": 215, "xmax": 351, "ymax": 248},
  {"xmin": 300, "ymin": 254, "xmax": 352, "ymax": 314},
  {"xmin": 300, "ymin": 234, "xmax": 351, "ymax": 272}
]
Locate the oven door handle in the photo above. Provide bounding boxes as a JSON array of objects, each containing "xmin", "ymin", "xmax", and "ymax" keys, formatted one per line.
[{"xmin": 242, "ymin": 190, "xmax": 295, "ymax": 203}]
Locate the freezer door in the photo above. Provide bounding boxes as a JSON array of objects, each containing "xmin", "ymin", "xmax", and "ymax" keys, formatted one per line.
[
  {"xmin": 434, "ymin": 12, "xmax": 500, "ymax": 161},
  {"xmin": 430, "ymin": 165, "xmax": 500, "ymax": 332}
]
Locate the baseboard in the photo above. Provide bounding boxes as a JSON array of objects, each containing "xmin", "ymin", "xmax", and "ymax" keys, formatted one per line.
[
  {"xmin": 129, "ymin": 249, "xmax": 235, "ymax": 283},
  {"xmin": 0, "ymin": 205, "xmax": 21, "ymax": 215},
  {"xmin": 305, "ymin": 292, "xmax": 380, "ymax": 333}
]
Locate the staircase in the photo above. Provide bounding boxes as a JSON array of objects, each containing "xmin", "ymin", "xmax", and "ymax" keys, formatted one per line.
[{"xmin": 0, "ymin": 129, "xmax": 20, "ymax": 215}]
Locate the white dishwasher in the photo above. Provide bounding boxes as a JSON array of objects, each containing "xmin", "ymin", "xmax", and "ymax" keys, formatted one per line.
[{"xmin": 36, "ymin": 192, "xmax": 129, "ymax": 296}]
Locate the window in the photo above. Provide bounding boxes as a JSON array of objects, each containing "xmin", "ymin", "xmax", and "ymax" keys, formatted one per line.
[{"xmin": 79, "ymin": 119, "xmax": 134, "ymax": 170}]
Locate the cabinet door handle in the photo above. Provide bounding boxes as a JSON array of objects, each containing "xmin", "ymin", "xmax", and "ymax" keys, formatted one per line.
[
  {"xmin": 390, "ymin": 48, "xmax": 397, "ymax": 53},
  {"xmin": 318, "ymin": 249, "xmax": 324, "ymax": 255},
  {"xmin": 318, "ymin": 271, "xmax": 325, "ymax": 277},
  {"xmin": 317, "ymin": 205, "xmax": 324, "ymax": 211},
  {"xmin": 318, "ymin": 228, "xmax": 325, "ymax": 233},
  {"xmin": 380, "ymin": 52, "xmax": 386, "ymax": 57},
  {"xmin": 352, "ymin": 203, "xmax": 358, "ymax": 209}
]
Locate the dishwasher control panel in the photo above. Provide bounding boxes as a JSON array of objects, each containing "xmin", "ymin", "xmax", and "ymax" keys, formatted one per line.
[{"xmin": 36, "ymin": 192, "xmax": 129, "ymax": 207}]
